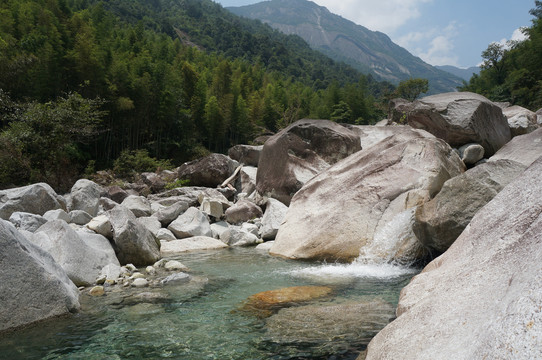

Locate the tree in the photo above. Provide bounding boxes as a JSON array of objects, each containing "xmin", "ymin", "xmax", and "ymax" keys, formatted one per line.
[{"xmin": 395, "ymin": 78, "xmax": 429, "ymax": 101}]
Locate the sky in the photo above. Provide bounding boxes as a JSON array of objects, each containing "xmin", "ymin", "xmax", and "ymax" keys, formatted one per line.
[{"xmin": 214, "ymin": 0, "xmax": 536, "ymax": 68}]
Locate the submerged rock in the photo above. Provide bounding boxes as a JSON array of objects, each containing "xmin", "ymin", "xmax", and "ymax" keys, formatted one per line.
[
  {"xmin": 365, "ymin": 157, "xmax": 542, "ymax": 360},
  {"xmin": 241, "ymin": 286, "xmax": 333, "ymax": 317}
]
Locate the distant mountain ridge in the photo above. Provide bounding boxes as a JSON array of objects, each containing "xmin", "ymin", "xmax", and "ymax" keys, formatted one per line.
[
  {"xmin": 228, "ymin": 0, "xmax": 464, "ymax": 94},
  {"xmin": 436, "ymin": 65, "xmax": 481, "ymax": 81}
]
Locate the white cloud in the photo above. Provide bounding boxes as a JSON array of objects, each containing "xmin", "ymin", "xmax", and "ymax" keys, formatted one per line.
[
  {"xmin": 313, "ymin": 0, "xmax": 433, "ymax": 33},
  {"xmin": 496, "ymin": 27, "xmax": 529, "ymax": 48},
  {"xmin": 395, "ymin": 22, "xmax": 460, "ymax": 66}
]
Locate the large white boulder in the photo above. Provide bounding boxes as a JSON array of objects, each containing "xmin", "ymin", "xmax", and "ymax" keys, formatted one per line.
[
  {"xmin": 0, "ymin": 183, "xmax": 65, "ymax": 220},
  {"xmin": 365, "ymin": 157, "xmax": 542, "ymax": 360},
  {"xmin": 67, "ymin": 179, "xmax": 103, "ymax": 217},
  {"xmin": 167, "ymin": 207, "xmax": 212, "ymax": 239},
  {"xmin": 270, "ymin": 129, "xmax": 465, "ymax": 262},
  {"xmin": 0, "ymin": 219, "xmax": 80, "ymax": 333},
  {"xmin": 31, "ymin": 220, "xmax": 118, "ymax": 286},
  {"xmin": 160, "ymin": 236, "xmax": 228, "ymax": 256},
  {"xmin": 107, "ymin": 205, "xmax": 161, "ymax": 266}
]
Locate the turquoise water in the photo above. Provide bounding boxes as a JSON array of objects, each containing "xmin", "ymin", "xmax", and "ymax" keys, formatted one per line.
[{"xmin": 0, "ymin": 248, "xmax": 417, "ymax": 360}]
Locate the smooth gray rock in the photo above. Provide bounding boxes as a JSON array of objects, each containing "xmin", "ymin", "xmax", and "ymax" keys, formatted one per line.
[
  {"xmin": 236, "ymin": 166, "xmax": 257, "ymax": 195},
  {"xmin": 210, "ymin": 221, "xmax": 229, "ymax": 239},
  {"xmin": 106, "ymin": 185, "xmax": 129, "ymax": 204},
  {"xmin": 107, "ymin": 205, "xmax": 161, "ymax": 266},
  {"xmin": 224, "ymin": 199, "xmax": 263, "ymax": 224},
  {"xmin": 458, "ymin": 143, "xmax": 485, "ymax": 165},
  {"xmin": 413, "ymin": 159, "xmax": 527, "ymax": 254},
  {"xmin": 391, "ymin": 92, "xmax": 511, "ymax": 156},
  {"xmin": 9, "ymin": 212, "xmax": 47, "ymax": 232},
  {"xmin": 86, "ymin": 214, "xmax": 113, "ymax": 238},
  {"xmin": 260, "ymin": 198, "xmax": 288, "ymax": 240},
  {"xmin": 489, "ymin": 127, "xmax": 542, "ymax": 167},
  {"xmin": 137, "ymin": 216, "xmax": 162, "ymax": 236},
  {"xmin": 200, "ymin": 197, "xmax": 225, "ymax": 219},
  {"xmin": 160, "ymin": 236, "xmax": 228, "ymax": 256},
  {"xmin": 68, "ymin": 179, "xmax": 103, "ymax": 217},
  {"xmin": 177, "ymin": 153, "xmax": 239, "ymax": 188},
  {"xmin": 155, "ymin": 228, "xmax": 176, "ymax": 241},
  {"xmin": 76, "ymin": 231, "xmax": 120, "ymax": 267},
  {"xmin": 365, "ymin": 157, "xmax": 542, "ymax": 360},
  {"xmin": 271, "ymin": 129, "xmax": 465, "ymax": 262},
  {"xmin": 31, "ymin": 220, "xmax": 119, "ymax": 286},
  {"xmin": 167, "ymin": 207, "xmax": 212, "ymax": 239},
  {"xmin": 220, "ymin": 227, "xmax": 261, "ymax": 247},
  {"xmin": 69, "ymin": 210, "xmax": 93, "ymax": 225},
  {"xmin": 228, "ymin": 144, "xmax": 263, "ymax": 167},
  {"xmin": 0, "ymin": 183, "xmax": 65, "ymax": 220},
  {"xmin": 153, "ymin": 201, "xmax": 188, "ymax": 226},
  {"xmin": 43, "ymin": 209, "xmax": 70, "ymax": 222},
  {"xmin": 503, "ymin": 105, "xmax": 538, "ymax": 136},
  {"xmin": 161, "ymin": 272, "xmax": 191, "ymax": 285},
  {"xmin": 0, "ymin": 219, "xmax": 80, "ymax": 333},
  {"xmin": 256, "ymin": 119, "xmax": 362, "ymax": 205},
  {"xmin": 121, "ymin": 195, "xmax": 152, "ymax": 218}
]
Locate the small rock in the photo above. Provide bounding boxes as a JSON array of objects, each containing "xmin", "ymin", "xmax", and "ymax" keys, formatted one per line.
[
  {"xmin": 161, "ymin": 272, "xmax": 191, "ymax": 285},
  {"xmin": 130, "ymin": 272, "xmax": 145, "ymax": 280},
  {"xmin": 164, "ymin": 260, "xmax": 189, "ymax": 271},
  {"xmin": 125, "ymin": 264, "xmax": 137, "ymax": 272},
  {"xmin": 95, "ymin": 275, "xmax": 107, "ymax": 285},
  {"xmin": 132, "ymin": 278, "xmax": 148, "ymax": 287},
  {"xmin": 156, "ymin": 228, "xmax": 176, "ymax": 241},
  {"xmin": 69, "ymin": 210, "xmax": 93, "ymax": 225},
  {"xmin": 145, "ymin": 266, "xmax": 156, "ymax": 275},
  {"xmin": 89, "ymin": 286, "xmax": 105, "ymax": 297}
]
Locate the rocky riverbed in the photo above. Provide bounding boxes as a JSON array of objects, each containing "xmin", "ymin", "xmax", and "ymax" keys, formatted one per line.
[{"xmin": 1, "ymin": 92, "xmax": 542, "ymax": 359}]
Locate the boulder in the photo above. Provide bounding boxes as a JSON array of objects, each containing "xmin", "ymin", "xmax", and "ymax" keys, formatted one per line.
[
  {"xmin": 365, "ymin": 157, "xmax": 542, "ymax": 360},
  {"xmin": 107, "ymin": 205, "xmax": 161, "ymax": 266},
  {"xmin": 503, "ymin": 105, "xmax": 538, "ymax": 136},
  {"xmin": 99, "ymin": 197, "xmax": 118, "ymax": 211},
  {"xmin": 200, "ymin": 197, "xmax": 225, "ymax": 219},
  {"xmin": 140, "ymin": 172, "xmax": 167, "ymax": 193},
  {"xmin": 155, "ymin": 228, "xmax": 176, "ymax": 241},
  {"xmin": 121, "ymin": 195, "xmax": 152, "ymax": 218},
  {"xmin": 236, "ymin": 166, "xmax": 257, "ymax": 195},
  {"xmin": 8, "ymin": 212, "xmax": 47, "ymax": 232},
  {"xmin": 228, "ymin": 144, "xmax": 263, "ymax": 167},
  {"xmin": 31, "ymin": 220, "xmax": 118, "ymax": 286},
  {"xmin": 256, "ymin": 119, "xmax": 362, "ymax": 205},
  {"xmin": 537, "ymin": 108, "xmax": 542, "ymax": 124},
  {"xmin": 259, "ymin": 198, "xmax": 288, "ymax": 240},
  {"xmin": 149, "ymin": 187, "xmax": 229, "ymax": 207},
  {"xmin": 106, "ymin": 185, "xmax": 129, "ymax": 204},
  {"xmin": 0, "ymin": 220, "xmax": 80, "ymax": 332},
  {"xmin": 68, "ymin": 210, "xmax": 92, "ymax": 225},
  {"xmin": 43, "ymin": 209, "xmax": 70, "ymax": 222},
  {"xmin": 76, "ymin": 231, "xmax": 120, "ymax": 267},
  {"xmin": 488, "ymin": 127, "xmax": 542, "ymax": 167},
  {"xmin": 160, "ymin": 236, "xmax": 228, "ymax": 256},
  {"xmin": 220, "ymin": 227, "xmax": 260, "ymax": 247},
  {"xmin": 86, "ymin": 214, "xmax": 113, "ymax": 238},
  {"xmin": 137, "ymin": 216, "xmax": 162, "ymax": 236},
  {"xmin": 390, "ymin": 92, "xmax": 511, "ymax": 156},
  {"xmin": 270, "ymin": 129, "xmax": 465, "ymax": 262},
  {"xmin": 153, "ymin": 201, "xmax": 188, "ymax": 227},
  {"xmin": 177, "ymin": 153, "xmax": 239, "ymax": 188},
  {"xmin": 458, "ymin": 143, "xmax": 485, "ymax": 165},
  {"xmin": 0, "ymin": 183, "xmax": 65, "ymax": 220},
  {"xmin": 266, "ymin": 300, "xmax": 394, "ymax": 354},
  {"xmin": 413, "ymin": 159, "xmax": 527, "ymax": 254},
  {"xmin": 68, "ymin": 179, "xmax": 103, "ymax": 217},
  {"xmin": 210, "ymin": 221, "xmax": 229, "ymax": 239},
  {"xmin": 167, "ymin": 207, "xmax": 212, "ymax": 239},
  {"xmin": 346, "ymin": 124, "xmax": 418, "ymax": 151},
  {"xmin": 224, "ymin": 199, "xmax": 263, "ymax": 224}
]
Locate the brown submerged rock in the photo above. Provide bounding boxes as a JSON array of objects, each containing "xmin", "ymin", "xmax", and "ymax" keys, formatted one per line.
[{"xmin": 241, "ymin": 285, "xmax": 333, "ymax": 317}]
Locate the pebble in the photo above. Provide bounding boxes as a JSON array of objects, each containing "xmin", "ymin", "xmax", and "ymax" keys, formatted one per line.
[
  {"xmin": 89, "ymin": 286, "xmax": 105, "ymax": 297},
  {"xmin": 132, "ymin": 278, "xmax": 149, "ymax": 287},
  {"xmin": 164, "ymin": 260, "xmax": 189, "ymax": 271}
]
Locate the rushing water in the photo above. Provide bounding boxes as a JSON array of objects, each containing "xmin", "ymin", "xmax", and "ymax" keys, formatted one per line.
[{"xmin": 0, "ymin": 248, "xmax": 418, "ymax": 360}]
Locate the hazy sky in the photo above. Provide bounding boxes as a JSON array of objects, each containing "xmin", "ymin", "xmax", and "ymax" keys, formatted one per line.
[{"xmin": 214, "ymin": 0, "xmax": 536, "ymax": 68}]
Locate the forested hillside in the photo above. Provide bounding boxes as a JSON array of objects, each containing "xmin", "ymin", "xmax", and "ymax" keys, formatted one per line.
[
  {"xmin": 461, "ymin": 1, "xmax": 542, "ymax": 110},
  {"xmin": 0, "ymin": 0, "xmax": 392, "ymax": 190}
]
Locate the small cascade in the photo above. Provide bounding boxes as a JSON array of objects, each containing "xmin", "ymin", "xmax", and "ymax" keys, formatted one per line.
[
  {"xmin": 356, "ymin": 207, "xmax": 422, "ymax": 266},
  {"xmin": 289, "ymin": 208, "xmax": 422, "ymax": 282}
]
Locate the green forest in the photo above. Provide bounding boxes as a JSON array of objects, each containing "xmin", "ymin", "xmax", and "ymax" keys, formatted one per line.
[
  {"xmin": 461, "ymin": 1, "xmax": 542, "ymax": 110},
  {"xmin": 0, "ymin": 0, "xmax": 395, "ymax": 190}
]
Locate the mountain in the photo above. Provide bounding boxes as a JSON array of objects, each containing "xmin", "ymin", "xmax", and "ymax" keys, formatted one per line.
[
  {"xmin": 228, "ymin": 0, "xmax": 464, "ymax": 94},
  {"xmin": 436, "ymin": 65, "xmax": 481, "ymax": 82}
]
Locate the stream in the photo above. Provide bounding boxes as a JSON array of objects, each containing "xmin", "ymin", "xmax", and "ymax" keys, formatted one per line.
[{"xmin": 0, "ymin": 248, "xmax": 418, "ymax": 360}]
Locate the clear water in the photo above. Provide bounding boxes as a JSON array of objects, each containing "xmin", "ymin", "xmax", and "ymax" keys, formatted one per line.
[{"xmin": 0, "ymin": 248, "xmax": 418, "ymax": 360}]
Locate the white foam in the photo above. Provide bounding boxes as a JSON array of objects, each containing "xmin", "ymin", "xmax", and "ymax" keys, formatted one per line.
[{"xmin": 288, "ymin": 262, "xmax": 418, "ymax": 282}]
